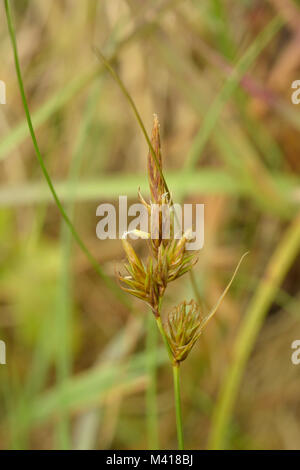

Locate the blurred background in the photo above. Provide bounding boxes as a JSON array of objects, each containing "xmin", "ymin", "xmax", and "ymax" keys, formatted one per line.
[{"xmin": 0, "ymin": 0, "xmax": 300, "ymax": 450}]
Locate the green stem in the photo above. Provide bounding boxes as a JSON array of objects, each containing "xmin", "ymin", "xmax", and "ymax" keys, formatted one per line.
[
  {"xmin": 155, "ymin": 316, "xmax": 173, "ymax": 361},
  {"xmin": 172, "ymin": 363, "xmax": 184, "ymax": 450},
  {"xmin": 146, "ymin": 315, "xmax": 159, "ymax": 450},
  {"xmin": 156, "ymin": 315, "xmax": 184, "ymax": 449}
]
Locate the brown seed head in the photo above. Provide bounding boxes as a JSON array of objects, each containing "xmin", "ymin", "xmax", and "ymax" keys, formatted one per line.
[
  {"xmin": 118, "ymin": 232, "xmax": 198, "ymax": 316},
  {"xmin": 117, "ymin": 239, "xmax": 160, "ymax": 314},
  {"xmin": 117, "ymin": 115, "xmax": 201, "ymax": 319},
  {"xmin": 166, "ymin": 300, "xmax": 202, "ymax": 363},
  {"xmin": 155, "ymin": 236, "xmax": 198, "ymax": 287}
]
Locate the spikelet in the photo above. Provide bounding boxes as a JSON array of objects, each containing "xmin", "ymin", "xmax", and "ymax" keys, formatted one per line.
[
  {"xmin": 166, "ymin": 300, "xmax": 202, "ymax": 363},
  {"xmin": 139, "ymin": 115, "xmax": 172, "ymax": 254},
  {"xmin": 147, "ymin": 114, "xmax": 166, "ymax": 205},
  {"xmin": 165, "ymin": 251, "xmax": 249, "ymax": 362},
  {"xmin": 154, "ymin": 235, "xmax": 198, "ymax": 288},
  {"xmin": 117, "ymin": 239, "xmax": 160, "ymax": 314}
]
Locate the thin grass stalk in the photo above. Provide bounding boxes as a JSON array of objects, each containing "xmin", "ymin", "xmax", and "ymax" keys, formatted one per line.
[
  {"xmin": 155, "ymin": 317, "xmax": 173, "ymax": 361},
  {"xmin": 4, "ymin": 0, "xmax": 129, "ymax": 308},
  {"xmin": 172, "ymin": 364, "xmax": 184, "ymax": 450},
  {"xmin": 209, "ymin": 211, "xmax": 300, "ymax": 449},
  {"xmin": 146, "ymin": 315, "xmax": 159, "ymax": 450}
]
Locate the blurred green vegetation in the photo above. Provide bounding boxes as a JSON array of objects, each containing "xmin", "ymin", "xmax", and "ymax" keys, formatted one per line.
[{"xmin": 0, "ymin": 0, "xmax": 300, "ymax": 450}]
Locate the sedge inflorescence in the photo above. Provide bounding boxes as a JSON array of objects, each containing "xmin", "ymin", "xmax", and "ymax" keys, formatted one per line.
[
  {"xmin": 118, "ymin": 115, "xmax": 198, "ymax": 326},
  {"xmin": 117, "ymin": 115, "xmax": 246, "ymax": 365}
]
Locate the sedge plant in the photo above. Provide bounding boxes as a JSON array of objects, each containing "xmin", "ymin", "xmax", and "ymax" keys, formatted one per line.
[
  {"xmin": 117, "ymin": 115, "xmax": 248, "ymax": 449},
  {"xmin": 94, "ymin": 36, "xmax": 248, "ymax": 452}
]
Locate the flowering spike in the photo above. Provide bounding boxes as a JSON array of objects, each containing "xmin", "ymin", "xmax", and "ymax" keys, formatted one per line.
[
  {"xmin": 117, "ymin": 115, "xmax": 198, "ymax": 318},
  {"xmin": 148, "ymin": 114, "xmax": 166, "ymax": 204}
]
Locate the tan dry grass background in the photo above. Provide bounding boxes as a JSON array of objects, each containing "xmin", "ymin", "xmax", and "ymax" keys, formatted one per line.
[{"xmin": 0, "ymin": 0, "xmax": 300, "ymax": 450}]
